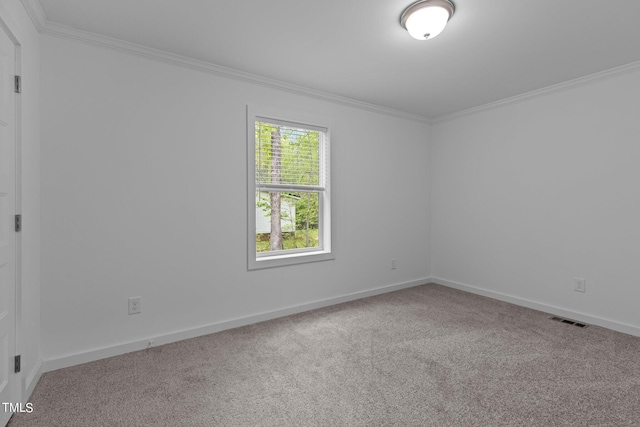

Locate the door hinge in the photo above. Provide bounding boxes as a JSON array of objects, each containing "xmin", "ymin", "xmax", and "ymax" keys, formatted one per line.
[
  {"xmin": 14, "ymin": 355, "xmax": 20, "ymax": 373},
  {"xmin": 15, "ymin": 214, "xmax": 21, "ymax": 232},
  {"xmin": 14, "ymin": 75, "xmax": 21, "ymax": 93}
]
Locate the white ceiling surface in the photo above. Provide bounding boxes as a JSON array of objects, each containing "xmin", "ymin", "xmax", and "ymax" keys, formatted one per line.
[{"xmin": 37, "ymin": 0, "xmax": 640, "ymax": 119}]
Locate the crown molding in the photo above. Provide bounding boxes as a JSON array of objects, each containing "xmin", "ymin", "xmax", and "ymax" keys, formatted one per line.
[
  {"xmin": 20, "ymin": 0, "xmax": 46, "ymax": 31},
  {"xmin": 432, "ymin": 60, "xmax": 640, "ymax": 124},
  {"xmin": 39, "ymin": 20, "xmax": 431, "ymax": 124}
]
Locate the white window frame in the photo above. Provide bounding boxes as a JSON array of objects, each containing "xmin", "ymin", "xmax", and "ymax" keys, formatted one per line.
[{"xmin": 247, "ymin": 105, "xmax": 334, "ymax": 270}]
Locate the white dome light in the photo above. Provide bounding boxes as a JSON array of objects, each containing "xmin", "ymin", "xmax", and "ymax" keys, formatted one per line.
[{"xmin": 401, "ymin": 0, "xmax": 455, "ymax": 41}]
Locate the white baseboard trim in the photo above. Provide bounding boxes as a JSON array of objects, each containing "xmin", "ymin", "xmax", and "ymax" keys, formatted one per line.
[
  {"xmin": 431, "ymin": 277, "xmax": 640, "ymax": 338},
  {"xmin": 43, "ymin": 277, "xmax": 430, "ymax": 372},
  {"xmin": 24, "ymin": 358, "xmax": 43, "ymax": 401}
]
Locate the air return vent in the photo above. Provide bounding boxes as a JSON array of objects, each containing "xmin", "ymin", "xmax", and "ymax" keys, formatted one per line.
[{"xmin": 551, "ymin": 316, "xmax": 588, "ymax": 328}]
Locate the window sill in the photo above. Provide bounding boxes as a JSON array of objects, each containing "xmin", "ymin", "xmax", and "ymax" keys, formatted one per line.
[{"xmin": 248, "ymin": 250, "xmax": 334, "ymax": 270}]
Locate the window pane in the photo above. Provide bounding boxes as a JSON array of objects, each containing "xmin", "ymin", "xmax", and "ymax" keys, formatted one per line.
[
  {"xmin": 255, "ymin": 122, "xmax": 321, "ymax": 187},
  {"xmin": 256, "ymin": 191, "xmax": 320, "ymax": 253}
]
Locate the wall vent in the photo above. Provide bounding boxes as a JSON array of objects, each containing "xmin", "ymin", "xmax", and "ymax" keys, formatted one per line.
[{"xmin": 550, "ymin": 316, "xmax": 588, "ymax": 328}]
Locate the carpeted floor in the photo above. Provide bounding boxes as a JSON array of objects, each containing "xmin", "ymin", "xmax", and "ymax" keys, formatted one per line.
[{"xmin": 9, "ymin": 283, "xmax": 640, "ymax": 426}]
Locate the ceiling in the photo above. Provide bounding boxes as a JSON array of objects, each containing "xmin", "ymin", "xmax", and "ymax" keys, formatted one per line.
[{"xmin": 36, "ymin": 0, "xmax": 640, "ymax": 119}]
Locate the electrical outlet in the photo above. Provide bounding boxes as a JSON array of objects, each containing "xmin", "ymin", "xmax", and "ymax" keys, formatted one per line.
[
  {"xmin": 573, "ymin": 278, "xmax": 586, "ymax": 293},
  {"xmin": 391, "ymin": 259, "xmax": 397, "ymax": 269},
  {"xmin": 128, "ymin": 296, "xmax": 142, "ymax": 314}
]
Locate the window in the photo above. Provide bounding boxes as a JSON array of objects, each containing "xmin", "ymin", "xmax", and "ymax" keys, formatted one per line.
[{"xmin": 247, "ymin": 107, "xmax": 333, "ymax": 270}]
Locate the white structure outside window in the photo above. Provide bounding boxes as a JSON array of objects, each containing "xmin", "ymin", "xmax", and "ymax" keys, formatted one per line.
[{"xmin": 247, "ymin": 106, "xmax": 333, "ymax": 270}]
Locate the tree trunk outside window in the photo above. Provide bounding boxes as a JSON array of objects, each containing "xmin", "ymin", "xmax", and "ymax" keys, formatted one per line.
[{"xmin": 270, "ymin": 127, "xmax": 282, "ymax": 251}]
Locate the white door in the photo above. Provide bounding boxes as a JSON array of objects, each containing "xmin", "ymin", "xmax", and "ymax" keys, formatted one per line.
[{"xmin": 0, "ymin": 26, "xmax": 17, "ymax": 427}]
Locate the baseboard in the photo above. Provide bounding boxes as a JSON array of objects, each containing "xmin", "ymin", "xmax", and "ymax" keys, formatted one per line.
[
  {"xmin": 431, "ymin": 277, "xmax": 640, "ymax": 338},
  {"xmin": 24, "ymin": 358, "xmax": 43, "ymax": 401},
  {"xmin": 43, "ymin": 277, "xmax": 430, "ymax": 372}
]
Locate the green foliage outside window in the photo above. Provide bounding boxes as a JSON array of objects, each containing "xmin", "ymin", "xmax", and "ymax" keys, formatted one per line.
[{"xmin": 255, "ymin": 121, "xmax": 322, "ymax": 253}]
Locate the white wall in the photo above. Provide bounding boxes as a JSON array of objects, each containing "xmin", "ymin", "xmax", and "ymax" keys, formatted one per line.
[
  {"xmin": 40, "ymin": 35, "xmax": 431, "ymax": 364},
  {"xmin": 0, "ymin": 0, "xmax": 41, "ymax": 398},
  {"xmin": 431, "ymin": 68, "xmax": 640, "ymax": 332}
]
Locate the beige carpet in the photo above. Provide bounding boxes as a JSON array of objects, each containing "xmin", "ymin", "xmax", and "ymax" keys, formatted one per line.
[{"xmin": 9, "ymin": 283, "xmax": 640, "ymax": 426}]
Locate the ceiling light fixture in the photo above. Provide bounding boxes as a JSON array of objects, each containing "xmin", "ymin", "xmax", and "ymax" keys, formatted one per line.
[{"xmin": 400, "ymin": 0, "xmax": 455, "ymax": 41}]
